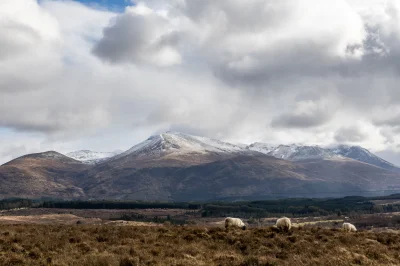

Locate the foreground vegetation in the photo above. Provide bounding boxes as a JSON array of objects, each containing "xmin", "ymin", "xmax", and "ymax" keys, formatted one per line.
[{"xmin": 0, "ymin": 224, "xmax": 399, "ymax": 266}]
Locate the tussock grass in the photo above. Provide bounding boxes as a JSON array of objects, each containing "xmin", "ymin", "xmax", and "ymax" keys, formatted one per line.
[{"xmin": 0, "ymin": 225, "xmax": 399, "ymax": 265}]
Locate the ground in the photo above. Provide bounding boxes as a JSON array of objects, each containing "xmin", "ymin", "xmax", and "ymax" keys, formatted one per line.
[
  {"xmin": 0, "ymin": 208, "xmax": 399, "ymax": 265},
  {"xmin": 0, "ymin": 224, "xmax": 399, "ymax": 266}
]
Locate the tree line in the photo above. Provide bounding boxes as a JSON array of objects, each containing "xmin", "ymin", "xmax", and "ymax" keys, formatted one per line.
[{"xmin": 1, "ymin": 194, "xmax": 400, "ymax": 218}]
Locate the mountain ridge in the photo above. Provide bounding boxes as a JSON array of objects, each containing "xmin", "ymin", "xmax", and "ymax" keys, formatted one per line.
[
  {"xmin": 246, "ymin": 142, "xmax": 397, "ymax": 170},
  {"xmin": 1, "ymin": 132, "xmax": 400, "ymax": 201}
]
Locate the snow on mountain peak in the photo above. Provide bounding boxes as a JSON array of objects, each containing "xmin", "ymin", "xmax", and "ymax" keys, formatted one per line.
[
  {"xmin": 247, "ymin": 143, "xmax": 342, "ymax": 160},
  {"xmin": 115, "ymin": 131, "xmax": 246, "ymax": 159},
  {"xmin": 247, "ymin": 142, "xmax": 398, "ymax": 169},
  {"xmin": 66, "ymin": 150, "xmax": 121, "ymax": 164},
  {"xmin": 64, "ymin": 132, "xmax": 398, "ymax": 170},
  {"xmin": 328, "ymin": 145, "xmax": 396, "ymax": 169}
]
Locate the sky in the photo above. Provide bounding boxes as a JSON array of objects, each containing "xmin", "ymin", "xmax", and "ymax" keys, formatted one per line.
[{"xmin": 2, "ymin": 0, "xmax": 400, "ymax": 165}]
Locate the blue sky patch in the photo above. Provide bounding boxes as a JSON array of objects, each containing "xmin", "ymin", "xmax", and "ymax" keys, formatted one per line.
[{"xmin": 73, "ymin": 0, "xmax": 131, "ymax": 12}]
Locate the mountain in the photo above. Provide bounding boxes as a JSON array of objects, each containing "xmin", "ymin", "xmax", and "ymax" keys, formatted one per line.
[
  {"xmin": 78, "ymin": 132, "xmax": 400, "ymax": 201},
  {"xmin": 328, "ymin": 145, "xmax": 397, "ymax": 170},
  {"xmin": 66, "ymin": 150, "xmax": 121, "ymax": 164},
  {"xmin": 247, "ymin": 143, "xmax": 399, "ymax": 170},
  {"xmin": 106, "ymin": 131, "xmax": 253, "ymax": 168},
  {"xmin": 0, "ymin": 151, "xmax": 90, "ymax": 199},
  {"xmin": 247, "ymin": 143, "xmax": 342, "ymax": 161},
  {"xmin": 2, "ymin": 132, "xmax": 400, "ymax": 201},
  {"xmin": 117, "ymin": 131, "xmax": 246, "ymax": 157}
]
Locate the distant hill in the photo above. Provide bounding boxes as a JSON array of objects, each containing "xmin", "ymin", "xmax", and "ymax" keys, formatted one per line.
[{"xmin": 0, "ymin": 151, "xmax": 89, "ymax": 199}]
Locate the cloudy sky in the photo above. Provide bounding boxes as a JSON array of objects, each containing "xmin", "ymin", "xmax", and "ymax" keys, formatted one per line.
[{"xmin": 2, "ymin": 0, "xmax": 400, "ymax": 165}]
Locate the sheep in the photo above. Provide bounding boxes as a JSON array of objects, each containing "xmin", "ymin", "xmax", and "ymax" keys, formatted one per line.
[
  {"xmin": 342, "ymin": 222, "xmax": 357, "ymax": 232},
  {"xmin": 275, "ymin": 217, "xmax": 291, "ymax": 232},
  {"xmin": 225, "ymin": 217, "xmax": 246, "ymax": 230}
]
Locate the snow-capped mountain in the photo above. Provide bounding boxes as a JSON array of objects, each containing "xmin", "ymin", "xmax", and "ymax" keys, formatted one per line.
[
  {"xmin": 246, "ymin": 142, "xmax": 276, "ymax": 154},
  {"xmin": 247, "ymin": 142, "xmax": 398, "ymax": 170},
  {"xmin": 66, "ymin": 150, "xmax": 121, "ymax": 164},
  {"xmin": 247, "ymin": 143, "xmax": 342, "ymax": 161},
  {"xmin": 3, "ymin": 132, "xmax": 400, "ymax": 200},
  {"xmin": 115, "ymin": 131, "xmax": 247, "ymax": 159},
  {"xmin": 328, "ymin": 145, "xmax": 397, "ymax": 170}
]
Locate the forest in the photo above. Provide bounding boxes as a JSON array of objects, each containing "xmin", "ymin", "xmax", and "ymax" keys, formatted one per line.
[{"xmin": 1, "ymin": 194, "xmax": 399, "ymax": 219}]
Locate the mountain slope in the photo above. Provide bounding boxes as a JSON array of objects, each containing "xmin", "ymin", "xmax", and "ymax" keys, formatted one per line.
[
  {"xmin": 81, "ymin": 153, "xmax": 400, "ymax": 201},
  {"xmin": 66, "ymin": 150, "xmax": 121, "ymax": 164},
  {"xmin": 80, "ymin": 154, "xmax": 308, "ymax": 201},
  {"xmin": 0, "ymin": 151, "xmax": 90, "ymax": 199},
  {"xmin": 328, "ymin": 145, "xmax": 397, "ymax": 170}
]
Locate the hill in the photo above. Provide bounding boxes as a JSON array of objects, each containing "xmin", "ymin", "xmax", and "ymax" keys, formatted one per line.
[{"xmin": 0, "ymin": 151, "xmax": 89, "ymax": 199}]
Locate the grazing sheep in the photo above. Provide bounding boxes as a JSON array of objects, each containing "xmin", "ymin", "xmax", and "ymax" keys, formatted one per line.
[
  {"xmin": 276, "ymin": 217, "xmax": 291, "ymax": 232},
  {"xmin": 225, "ymin": 217, "xmax": 246, "ymax": 230},
  {"xmin": 342, "ymin": 222, "xmax": 357, "ymax": 232}
]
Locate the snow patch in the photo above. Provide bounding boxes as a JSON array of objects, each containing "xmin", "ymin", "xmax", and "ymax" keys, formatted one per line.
[
  {"xmin": 247, "ymin": 143, "xmax": 342, "ymax": 161},
  {"xmin": 67, "ymin": 150, "xmax": 121, "ymax": 164}
]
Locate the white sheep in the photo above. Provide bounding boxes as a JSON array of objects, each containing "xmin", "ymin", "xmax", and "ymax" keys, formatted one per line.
[
  {"xmin": 342, "ymin": 222, "xmax": 357, "ymax": 232},
  {"xmin": 225, "ymin": 217, "xmax": 247, "ymax": 230},
  {"xmin": 276, "ymin": 217, "xmax": 291, "ymax": 232}
]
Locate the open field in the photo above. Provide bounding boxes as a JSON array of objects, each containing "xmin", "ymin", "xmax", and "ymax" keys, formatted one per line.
[
  {"xmin": 0, "ymin": 224, "xmax": 399, "ymax": 266},
  {"xmin": 0, "ymin": 208, "xmax": 399, "ymax": 265},
  {"xmin": 1, "ymin": 207, "xmax": 400, "ymax": 230}
]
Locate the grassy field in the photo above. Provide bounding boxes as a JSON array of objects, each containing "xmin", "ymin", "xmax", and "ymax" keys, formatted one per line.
[{"xmin": 0, "ymin": 224, "xmax": 399, "ymax": 266}]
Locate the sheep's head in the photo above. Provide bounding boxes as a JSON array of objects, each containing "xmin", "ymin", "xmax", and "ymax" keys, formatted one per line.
[{"xmin": 242, "ymin": 225, "xmax": 247, "ymax": 230}]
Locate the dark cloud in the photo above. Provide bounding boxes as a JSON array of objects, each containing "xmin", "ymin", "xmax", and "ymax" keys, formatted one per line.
[
  {"xmin": 271, "ymin": 112, "xmax": 331, "ymax": 129},
  {"xmin": 93, "ymin": 6, "xmax": 181, "ymax": 66},
  {"xmin": 334, "ymin": 126, "xmax": 367, "ymax": 142},
  {"xmin": 373, "ymin": 115, "xmax": 400, "ymax": 128}
]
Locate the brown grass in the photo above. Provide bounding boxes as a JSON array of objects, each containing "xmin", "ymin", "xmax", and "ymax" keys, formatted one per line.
[{"xmin": 0, "ymin": 225, "xmax": 399, "ymax": 266}]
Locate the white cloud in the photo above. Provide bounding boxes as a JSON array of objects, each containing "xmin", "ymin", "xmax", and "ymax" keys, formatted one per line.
[{"xmin": 3, "ymin": 0, "xmax": 400, "ymax": 164}]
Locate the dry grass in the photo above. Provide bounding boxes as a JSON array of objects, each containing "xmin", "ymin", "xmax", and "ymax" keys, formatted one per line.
[
  {"xmin": 0, "ymin": 224, "xmax": 399, "ymax": 266},
  {"xmin": 0, "ymin": 214, "xmax": 101, "ymax": 225}
]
